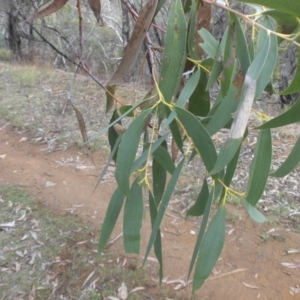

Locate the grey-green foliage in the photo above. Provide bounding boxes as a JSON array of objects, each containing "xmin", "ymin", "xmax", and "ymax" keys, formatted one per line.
[{"xmin": 98, "ymin": 0, "xmax": 300, "ymax": 294}]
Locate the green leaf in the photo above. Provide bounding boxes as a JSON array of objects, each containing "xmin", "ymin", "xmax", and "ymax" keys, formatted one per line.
[
  {"xmin": 167, "ymin": 108, "xmax": 183, "ymax": 152},
  {"xmin": 152, "ymin": 145, "xmax": 175, "ymax": 174},
  {"xmin": 198, "ymin": 28, "xmax": 219, "ymax": 59},
  {"xmin": 206, "ymin": 60, "xmax": 223, "ymax": 91},
  {"xmin": 115, "ymin": 109, "xmax": 151, "ymax": 196},
  {"xmin": 187, "ymin": 0, "xmax": 199, "ymax": 60},
  {"xmin": 187, "ymin": 179, "xmax": 209, "ymax": 216},
  {"xmin": 149, "ymin": 192, "xmax": 163, "ymax": 282},
  {"xmin": 279, "ymin": 51, "xmax": 300, "ymax": 95},
  {"xmin": 88, "ymin": 99, "xmax": 149, "ymax": 142},
  {"xmin": 174, "ymin": 107, "xmax": 217, "ymax": 172},
  {"xmin": 221, "ymin": 24, "xmax": 236, "ymax": 97},
  {"xmin": 108, "ymin": 109, "xmax": 121, "ymax": 162},
  {"xmin": 192, "ymin": 206, "xmax": 226, "ymax": 292},
  {"xmin": 205, "ymin": 84, "xmax": 239, "ymax": 136},
  {"xmin": 155, "ymin": 0, "xmax": 167, "ymax": 17},
  {"xmin": 255, "ymin": 17, "xmax": 277, "ymax": 98},
  {"xmin": 237, "ymin": 0, "xmax": 300, "ymax": 19},
  {"xmin": 159, "ymin": 0, "xmax": 187, "ymax": 103},
  {"xmin": 247, "ymin": 31, "xmax": 271, "ymax": 80},
  {"xmin": 224, "ymin": 144, "xmax": 241, "ymax": 187},
  {"xmin": 119, "ymin": 105, "xmax": 134, "ymax": 117},
  {"xmin": 233, "ymin": 14, "xmax": 250, "ymax": 74},
  {"xmin": 152, "ymin": 141, "xmax": 168, "ymax": 205},
  {"xmin": 245, "ymin": 129, "xmax": 272, "ymax": 206},
  {"xmin": 243, "ymin": 200, "xmax": 267, "ymax": 223},
  {"xmin": 210, "ymin": 138, "xmax": 242, "ymax": 175},
  {"xmin": 270, "ymin": 135, "xmax": 300, "ymax": 178},
  {"xmin": 263, "ymin": 10, "xmax": 299, "ymax": 35},
  {"xmin": 131, "ymin": 133, "xmax": 169, "ymax": 173},
  {"xmin": 143, "ymin": 158, "xmax": 185, "ymax": 265},
  {"xmin": 188, "ymin": 186, "xmax": 214, "ymax": 279},
  {"xmin": 106, "ymin": 85, "xmax": 116, "ymax": 113},
  {"xmin": 188, "ymin": 71, "xmax": 210, "ymax": 116},
  {"xmin": 177, "ymin": 70, "xmax": 200, "ymax": 108},
  {"xmin": 123, "ymin": 178, "xmax": 144, "ymax": 254},
  {"xmin": 258, "ymin": 95, "xmax": 300, "ymax": 129},
  {"xmin": 98, "ymin": 187, "xmax": 125, "ymax": 257},
  {"xmin": 219, "ymin": 144, "xmax": 241, "ymax": 201}
]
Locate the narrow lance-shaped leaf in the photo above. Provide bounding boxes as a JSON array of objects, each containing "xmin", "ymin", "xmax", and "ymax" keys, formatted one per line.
[
  {"xmin": 108, "ymin": 109, "xmax": 122, "ymax": 162},
  {"xmin": 150, "ymin": 146, "xmax": 168, "ymax": 282},
  {"xmin": 188, "ymin": 185, "xmax": 214, "ymax": 278},
  {"xmin": 90, "ymin": 99, "xmax": 149, "ymax": 141},
  {"xmin": 115, "ymin": 109, "xmax": 151, "ymax": 197},
  {"xmin": 152, "ymin": 145, "xmax": 175, "ymax": 174},
  {"xmin": 245, "ymin": 129, "xmax": 272, "ymax": 206},
  {"xmin": 221, "ymin": 23, "xmax": 236, "ymax": 97},
  {"xmin": 224, "ymin": 144, "xmax": 241, "ymax": 187},
  {"xmin": 192, "ymin": 206, "xmax": 226, "ymax": 292},
  {"xmin": 143, "ymin": 158, "xmax": 185, "ymax": 265},
  {"xmin": 233, "ymin": 13, "xmax": 250, "ymax": 74},
  {"xmin": 255, "ymin": 17, "xmax": 277, "ymax": 98},
  {"xmin": 262, "ymin": 10, "xmax": 299, "ymax": 36},
  {"xmin": 198, "ymin": 28, "xmax": 219, "ymax": 59},
  {"xmin": 270, "ymin": 135, "xmax": 300, "ymax": 178},
  {"xmin": 98, "ymin": 188, "xmax": 125, "ymax": 257},
  {"xmin": 152, "ymin": 141, "xmax": 168, "ymax": 205},
  {"xmin": 243, "ymin": 200, "xmax": 267, "ymax": 223},
  {"xmin": 28, "ymin": 0, "xmax": 68, "ymax": 21},
  {"xmin": 131, "ymin": 133, "xmax": 169, "ymax": 173},
  {"xmin": 209, "ymin": 75, "xmax": 252, "ymax": 175},
  {"xmin": 187, "ymin": 0, "xmax": 199, "ymax": 60},
  {"xmin": 210, "ymin": 28, "xmax": 275, "ymax": 175},
  {"xmin": 205, "ymin": 79, "xmax": 240, "ymax": 136},
  {"xmin": 159, "ymin": 0, "xmax": 187, "ymax": 103},
  {"xmin": 123, "ymin": 178, "xmax": 144, "ymax": 254},
  {"xmin": 188, "ymin": 71, "xmax": 210, "ymax": 116},
  {"xmin": 237, "ymin": 0, "xmax": 300, "ymax": 19},
  {"xmin": 106, "ymin": 85, "xmax": 116, "ymax": 113},
  {"xmin": 175, "ymin": 107, "xmax": 217, "ymax": 172},
  {"xmin": 108, "ymin": 0, "xmax": 158, "ymax": 85},
  {"xmin": 257, "ymin": 95, "xmax": 300, "ymax": 129},
  {"xmin": 177, "ymin": 70, "xmax": 200, "ymax": 108},
  {"xmin": 194, "ymin": 1, "xmax": 212, "ymax": 58},
  {"xmin": 149, "ymin": 192, "xmax": 163, "ymax": 282},
  {"xmin": 187, "ymin": 179, "xmax": 209, "ymax": 216}
]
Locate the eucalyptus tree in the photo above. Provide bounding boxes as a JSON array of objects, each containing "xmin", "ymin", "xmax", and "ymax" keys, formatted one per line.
[{"xmin": 27, "ymin": 0, "xmax": 300, "ymax": 293}]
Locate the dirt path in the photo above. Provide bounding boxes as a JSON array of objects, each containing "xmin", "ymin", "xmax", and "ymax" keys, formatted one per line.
[{"xmin": 1, "ymin": 124, "xmax": 300, "ymax": 299}]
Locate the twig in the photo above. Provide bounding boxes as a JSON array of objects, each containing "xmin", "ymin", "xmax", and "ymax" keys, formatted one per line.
[
  {"xmin": 106, "ymin": 233, "xmax": 123, "ymax": 249},
  {"xmin": 203, "ymin": 0, "xmax": 300, "ymax": 48},
  {"xmin": 207, "ymin": 268, "xmax": 247, "ymax": 280}
]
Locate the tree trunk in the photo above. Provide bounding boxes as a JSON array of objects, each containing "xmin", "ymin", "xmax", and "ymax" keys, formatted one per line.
[{"xmin": 2, "ymin": 0, "xmax": 22, "ymax": 58}]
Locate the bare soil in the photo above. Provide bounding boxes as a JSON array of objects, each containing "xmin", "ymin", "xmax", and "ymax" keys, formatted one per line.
[
  {"xmin": 1, "ymin": 61, "xmax": 300, "ymax": 299},
  {"xmin": 1, "ymin": 124, "xmax": 300, "ymax": 300}
]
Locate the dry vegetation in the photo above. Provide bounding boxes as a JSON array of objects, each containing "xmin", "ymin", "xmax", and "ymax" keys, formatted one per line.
[{"xmin": 1, "ymin": 61, "xmax": 300, "ymax": 299}]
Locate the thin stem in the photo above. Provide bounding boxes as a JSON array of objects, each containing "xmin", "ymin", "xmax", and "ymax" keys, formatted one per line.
[{"xmin": 203, "ymin": 0, "xmax": 300, "ymax": 48}]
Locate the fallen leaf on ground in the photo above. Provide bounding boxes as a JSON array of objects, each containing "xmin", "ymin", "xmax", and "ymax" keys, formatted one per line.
[
  {"xmin": 0, "ymin": 221, "xmax": 15, "ymax": 228},
  {"xmin": 118, "ymin": 282, "xmax": 128, "ymax": 300},
  {"xmin": 281, "ymin": 262, "xmax": 300, "ymax": 268},
  {"xmin": 242, "ymin": 282, "xmax": 259, "ymax": 289}
]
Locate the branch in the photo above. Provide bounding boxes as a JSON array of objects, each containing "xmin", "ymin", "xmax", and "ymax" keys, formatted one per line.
[{"xmin": 203, "ymin": 0, "xmax": 300, "ymax": 48}]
